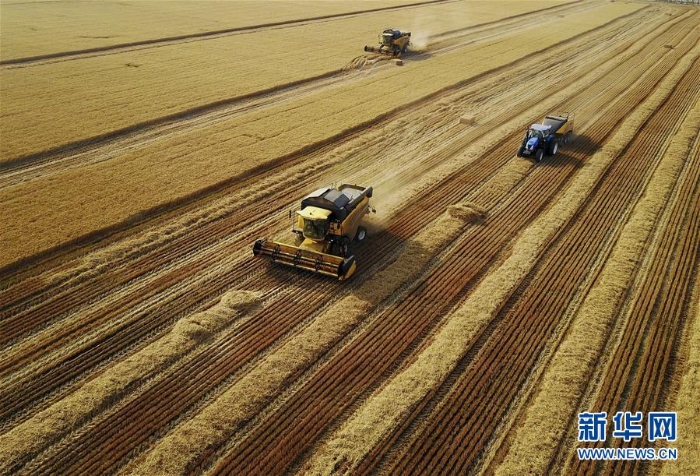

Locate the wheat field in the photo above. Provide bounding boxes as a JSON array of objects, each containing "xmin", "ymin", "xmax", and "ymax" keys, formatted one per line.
[{"xmin": 1, "ymin": 0, "xmax": 699, "ymax": 475}]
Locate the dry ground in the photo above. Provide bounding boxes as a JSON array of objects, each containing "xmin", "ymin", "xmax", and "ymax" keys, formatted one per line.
[{"xmin": 1, "ymin": 0, "xmax": 699, "ymax": 475}]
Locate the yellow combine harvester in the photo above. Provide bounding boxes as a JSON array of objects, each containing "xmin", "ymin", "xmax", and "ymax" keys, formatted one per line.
[
  {"xmin": 253, "ymin": 184, "xmax": 375, "ymax": 280},
  {"xmin": 364, "ymin": 29, "xmax": 411, "ymax": 56}
]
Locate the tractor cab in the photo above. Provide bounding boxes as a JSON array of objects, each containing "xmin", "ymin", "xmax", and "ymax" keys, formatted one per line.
[
  {"xmin": 525, "ymin": 124, "xmax": 551, "ymax": 148},
  {"xmin": 528, "ymin": 124, "xmax": 552, "ymax": 137}
]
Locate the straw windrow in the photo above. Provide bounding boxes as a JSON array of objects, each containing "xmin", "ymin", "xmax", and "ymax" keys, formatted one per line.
[{"xmin": 0, "ymin": 290, "xmax": 261, "ymax": 474}]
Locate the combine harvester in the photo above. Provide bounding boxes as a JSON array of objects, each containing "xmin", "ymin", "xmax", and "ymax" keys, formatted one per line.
[
  {"xmin": 517, "ymin": 113, "xmax": 574, "ymax": 162},
  {"xmin": 253, "ymin": 184, "xmax": 375, "ymax": 281},
  {"xmin": 364, "ymin": 29, "xmax": 411, "ymax": 57}
]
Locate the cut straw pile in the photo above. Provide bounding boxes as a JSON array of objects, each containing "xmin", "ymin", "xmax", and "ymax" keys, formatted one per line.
[{"xmin": 448, "ymin": 202, "xmax": 487, "ymax": 224}]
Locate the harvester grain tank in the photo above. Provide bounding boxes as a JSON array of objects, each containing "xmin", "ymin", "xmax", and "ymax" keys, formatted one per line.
[
  {"xmin": 252, "ymin": 184, "xmax": 375, "ymax": 280},
  {"xmin": 364, "ymin": 29, "xmax": 411, "ymax": 56},
  {"xmin": 517, "ymin": 113, "xmax": 574, "ymax": 162}
]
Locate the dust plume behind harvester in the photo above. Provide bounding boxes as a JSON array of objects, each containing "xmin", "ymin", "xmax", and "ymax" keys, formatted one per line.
[
  {"xmin": 364, "ymin": 29, "xmax": 411, "ymax": 57},
  {"xmin": 253, "ymin": 184, "xmax": 375, "ymax": 281}
]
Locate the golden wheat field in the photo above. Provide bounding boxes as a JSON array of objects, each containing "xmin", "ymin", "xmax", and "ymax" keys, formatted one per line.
[{"xmin": 1, "ymin": 0, "xmax": 699, "ymax": 474}]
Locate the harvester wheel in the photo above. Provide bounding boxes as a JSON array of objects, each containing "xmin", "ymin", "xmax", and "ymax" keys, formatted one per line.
[
  {"xmin": 340, "ymin": 237, "xmax": 351, "ymax": 257},
  {"xmin": 294, "ymin": 233, "xmax": 304, "ymax": 246},
  {"xmin": 355, "ymin": 226, "xmax": 367, "ymax": 243},
  {"xmin": 332, "ymin": 237, "xmax": 351, "ymax": 257},
  {"xmin": 535, "ymin": 149, "xmax": 544, "ymax": 163},
  {"xmin": 393, "ymin": 46, "xmax": 400, "ymax": 56}
]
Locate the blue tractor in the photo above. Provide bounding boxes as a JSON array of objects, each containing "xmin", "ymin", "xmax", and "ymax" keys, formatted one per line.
[{"xmin": 517, "ymin": 113, "xmax": 574, "ymax": 162}]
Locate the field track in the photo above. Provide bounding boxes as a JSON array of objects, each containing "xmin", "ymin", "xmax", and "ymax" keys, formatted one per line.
[{"xmin": 1, "ymin": 1, "xmax": 699, "ymax": 475}]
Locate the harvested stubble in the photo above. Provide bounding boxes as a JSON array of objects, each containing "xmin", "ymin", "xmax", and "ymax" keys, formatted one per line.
[
  {"xmin": 4, "ymin": 18, "xmax": 660, "ymax": 420},
  {"xmin": 302, "ymin": 51, "xmax": 700, "ymax": 471},
  {"xmin": 662, "ymin": 261, "xmax": 700, "ymax": 476},
  {"xmin": 226, "ymin": 31, "xmax": 696, "ymax": 462},
  {"xmin": 126, "ymin": 204, "xmax": 476, "ymax": 475},
  {"xmin": 305, "ymin": 172, "xmax": 594, "ymax": 473},
  {"xmin": 371, "ymin": 5, "xmax": 675, "ymax": 223},
  {"xmin": 0, "ymin": 2, "xmax": 642, "ymax": 269},
  {"xmin": 496, "ymin": 60, "xmax": 700, "ymax": 476},
  {"xmin": 0, "ymin": 290, "xmax": 261, "ymax": 474}
]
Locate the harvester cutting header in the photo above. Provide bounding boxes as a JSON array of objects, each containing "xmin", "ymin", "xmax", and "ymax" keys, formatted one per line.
[
  {"xmin": 364, "ymin": 29, "xmax": 411, "ymax": 56},
  {"xmin": 253, "ymin": 184, "xmax": 375, "ymax": 281}
]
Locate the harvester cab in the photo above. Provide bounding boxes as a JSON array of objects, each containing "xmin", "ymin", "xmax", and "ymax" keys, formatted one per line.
[
  {"xmin": 253, "ymin": 184, "xmax": 374, "ymax": 281},
  {"xmin": 381, "ymin": 29, "xmax": 401, "ymax": 46},
  {"xmin": 364, "ymin": 29, "xmax": 411, "ymax": 56}
]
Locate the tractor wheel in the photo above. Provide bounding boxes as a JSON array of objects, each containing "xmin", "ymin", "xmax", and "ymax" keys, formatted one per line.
[
  {"xmin": 535, "ymin": 149, "xmax": 544, "ymax": 163},
  {"xmin": 549, "ymin": 140, "xmax": 559, "ymax": 156},
  {"xmin": 393, "ymin": 46, "xmax": 400, "ymax": 56},
  {"xmin": 517, "ymin": 146, "xmax": 526, "ymax": 158},
  {"xmin": 355, "ymin": 226, "xmax": 367, "ymax": 243},
  {"xmin": 402, "ymin": 45, "xmax": 408, "ymax": 55}
]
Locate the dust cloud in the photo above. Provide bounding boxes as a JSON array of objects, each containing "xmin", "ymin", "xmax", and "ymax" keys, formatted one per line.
[{"xmin": 410, "ymin": 30, "xmax": 431, "ymax": 51}]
